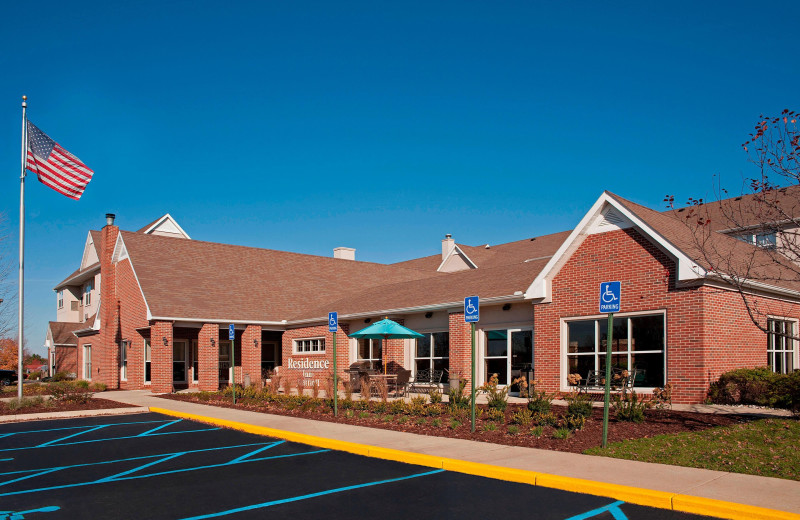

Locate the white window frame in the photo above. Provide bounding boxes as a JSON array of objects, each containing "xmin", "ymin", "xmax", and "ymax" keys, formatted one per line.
[
  {"xmin": 119, "ymin": 340, "xmax": 129, "ymax": 381},
  {"xmin": 83, "ymin": 344, "xmax": 92, "ymax": 381},
  {"xmin": 767, "ymin": 316, "xmax": 798, "ymax": 374},
  {"xmin": 357, "ymin": 338, "xmax": 383, "ymax": 370},
  {"xmin": 144, "ymin": 339, "xmax": 151, "ymax": 385},
  {"xmin": 191, "ymin": 340, "xmax": 199, "ymax": 383},
  {"xmin": 735, "ymin": 231, "xmax": 777, "ymax": 249},
  {"xmin": 84, "ymin": 280, "xmax": 93, "ymax": 306},
  {"xmin": 293, "ymin": 337, "xmax": 326, "ymax": 355},
  {"xmin": 57, "ymin": 290, "xmax": 63, "ymax": 309},
  {"xmin": 482, "ymin": 328, "xmax": 533, "ymax": 386},
  {"xmin": 414, "ymin": 331, "xmax": 449, "ymax": 377},
  {"xmin": 561, "ymin": 310, "xmax": 667, "ymax": 390}
]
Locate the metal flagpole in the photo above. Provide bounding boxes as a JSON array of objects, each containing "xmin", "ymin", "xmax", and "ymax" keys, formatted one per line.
[{"xmin": 18, "ymin": 96, "xmax": 27, "ymax": 401}]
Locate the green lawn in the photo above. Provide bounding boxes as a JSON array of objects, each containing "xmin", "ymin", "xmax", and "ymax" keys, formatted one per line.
[{"xmin": 585, "ymin": 418, "xmax": 800, "ymax": 481}]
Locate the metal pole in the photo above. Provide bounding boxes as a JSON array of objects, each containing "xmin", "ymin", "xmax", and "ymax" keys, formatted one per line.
[
  {"xmin": 602, "ymin": 313, "xmax": 613, "ymax": 448},
  {"xmin": 333, "ymin": 331, "xmax": 338, "ymax": 417},
  {"xmin": 18, "ymin": 96, "xmax": 27, "ymax": 401},
  {"xmin": 232, "ymin": 334, "xmax": 236, "ymax": 405},
  {"xmin": 470, "ymin": 322, "xmax": 475, "ymax": 433}
]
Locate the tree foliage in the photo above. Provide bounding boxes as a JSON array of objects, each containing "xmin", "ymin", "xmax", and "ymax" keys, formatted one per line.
[
  {"xmin": 0, "ymin": 338, "xmax": 28, "ymax": 370},
  {"xmin": 667, "ymin": 110, "xmax": 800, "ymax": 335}
]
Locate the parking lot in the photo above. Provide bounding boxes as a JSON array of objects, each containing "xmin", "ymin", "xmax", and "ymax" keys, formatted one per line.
[{"xmin": 0, "ymin": 413, "xmax": 713, "ymax": 519}]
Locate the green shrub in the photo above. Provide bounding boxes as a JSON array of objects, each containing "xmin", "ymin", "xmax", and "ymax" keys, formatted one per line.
[
  {"xmin": 73, "ymin": 379, "xmax": 90, "ymax": 389},
  {"xmin": 448, "ymin": 379, "xmax": 471, "ymax": 408},
  {"xmin": 563, "ymin": 414, "xmax": 586, "ymax": 431},
  {"xmin": 382, "ymin": 414, "xmax": 393, "ymax": 422},
  {"xmin": 449, "ymin": 419, "xmax": 461, "ymax": 429},
  {"xmin": 526, "ymin": 380, "xmax": 554, "ymax": 414},
  {"xmin": 482, "ymin": 422, "xmax": 497, "ymax": 432},
  {"xmin": 52, "ymin": 371, "xmax": 73, "ymax": 382},
  {"xmin": 529, "ymin": 426, "xmax": 544, "ymax": 437},
  {"xmin": 89, "ymin": 382, "xmax": 107, "ymax": 392},
  {"xmin": 416, "ymin": 417, "xmax": 428, "ymax": 426},
  {"xmin": 480, "ymin": 373, "xmax": 508, "ymax": 411},
  {"xmin": 553, "ymin": 427, "xmax": 571, "ymax": 439},
  {"xmin": 49, "ymin": 382, "xmax": 91, "ymax": 404},
  {"xmin": 613, "ymin": 389, "xmax": 648, "ymax": 423},
  {"xmin": 485, "ymin": 407, "xmax": 505, "ymax": 423},
  {"xmin": 5, "ymin": 396, "xmax": 45, "ymax": 410},
  {"xmin": 510, "ymin": 407, "xmax": 533, "ymax": 426},
  {"xmin": 396, "ymin": 415, "xmax": 408, "ymax": 424},
  {"xmin": 390, "ymin": 400, "xmax": 407, "ymax": 415},
  {"xmin": 428, "ymin": 389, "xmax": 443, "ymax": 404},
  {"xmin": 708, "ymin": 367, "xmax": 800, "ymax": 411},
  {"xmin": 432, "ymin": 418, "xmax": 442, "ymax": 427},
  {"xmin": 358, "ymin": 411, "xmax": 370, "ymax": 419},
  {"xmin": 565, "ymin": 392, "xmax": 593, "ymax": 418},
  {"xmin": 532, "ymin": 411, "xmax": 558, "ymax": 426},
  {"xmin": 506, "ymin": 425, "xmax": 519, "ymax": 435}
]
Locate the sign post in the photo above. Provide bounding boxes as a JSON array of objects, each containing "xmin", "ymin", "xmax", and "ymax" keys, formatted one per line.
[
  {"xmin": 465, "ymin": 296, "xmax": 479, "ymax": 433},
  {"xmin": 328, "ymin": 312, "xmax": 339, "ymax": 417},
  {"xmin": 229, "ymin": 324, "xmax": 236, "ymax": 405},
  {"xmin": 599, "ymin": 281, "xmax": 620, "ymax": 448}
]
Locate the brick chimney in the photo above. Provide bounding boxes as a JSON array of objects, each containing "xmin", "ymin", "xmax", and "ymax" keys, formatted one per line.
[
  {"xmin": 99, "ymin": 213, "xmax": 120, "ymax": 388},
  {"xmin": 333, "ymin": 247, "xmax": 356, "ymax": 260},
  {"xmin": 441, "ymin": 234, "xmax": 455, "ymax": 260}
]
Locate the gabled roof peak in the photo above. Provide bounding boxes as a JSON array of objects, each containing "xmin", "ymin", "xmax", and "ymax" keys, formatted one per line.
[{"xmin": 137, "ymin": 214, "xmax": 191, "ymax": 239}]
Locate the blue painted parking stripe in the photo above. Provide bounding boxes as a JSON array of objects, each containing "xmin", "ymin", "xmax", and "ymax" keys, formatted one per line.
[
  {"xmin": 0, "ymin": 442, "xmax": 274, "ymax": 478},
  {"xmin": 0, "ymin": 468, "xmax": 63, "ymax": 488},
  {"xmin": 564, "ymin": 501, "xmax": 627, "ymax": 520},
  {"xmin": 0, "ymin": 427, "xmax": 220, "ymax": 452},
  {"xmin": 178, "ymin": 469, "xmax": 447, "ymax": 519},
  {"xmin": 137, "ymin": 419, "xmax": 182, "ymax": 436},
  {"xmin": 98, "ymin": 452, "xmax": 186, "ymax": 482},
  {"xmin": 0, "ymin": 448, "xmax": 330, "ymax": 497},
  {"xmin": 37, "ymin": 425, "xmax": 109, "ymax": 447},
  {"xmin": 0, "ymin": 458, "xmax": 12, "ymax": 462},
  {"xmin": 226, "ymin": 441, "xmax": 284, "ymax": 464},
  {"xmin": 0, "ymin": 419, "xmax": 173, "ymax": 437}
]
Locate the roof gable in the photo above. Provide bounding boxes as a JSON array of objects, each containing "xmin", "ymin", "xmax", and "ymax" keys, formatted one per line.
[{"xmin": 138, "ymin": 214, "xmax": 191, "ymax": 239}]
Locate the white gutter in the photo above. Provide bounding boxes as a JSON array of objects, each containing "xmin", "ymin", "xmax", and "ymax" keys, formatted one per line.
[{"xmin": 148, "ymin": 316, "xmax": 287, "ymax": 327}]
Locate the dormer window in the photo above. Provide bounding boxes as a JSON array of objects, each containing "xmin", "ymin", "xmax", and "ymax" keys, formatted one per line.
[
  {"xmin": 84, "ymin": 280, "xmax": 93, "ymax": 306},
  {"xmin": 57, "ymin": 290, "xmax": 63, "ymax": 309},
  {"xmin": 735, "ymin": 232, "xmax": 777, "ymax": 249}
]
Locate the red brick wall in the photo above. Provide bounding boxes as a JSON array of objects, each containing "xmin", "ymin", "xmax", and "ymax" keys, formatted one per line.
[
  {"xmin": 96, "ymin": 223, "xmax": 120, "ymax": 388},
  {"xmin": 282, "ymin": 324, "xmax": 349, "ymax": 386},
  {"xmin": 534, "ymin": 228, "xmax": 800, "ymax": 403},
  {"xmin": 198, "ymin": 323, "xmax": 219, "ymax": 391},
  {"xmin": 54, "ymin": 345, "xmax": 78, "ymax": 376},
  {"xmin": 116, "ymin": 259, "xmax": 150, "ymax": 390},
  {"xmin": 449, "ymin": 313, "xmax": 473, "ymax": 386},
  {"xmin": 151, "ymin": 321, "xmax": 173, "ymax": 393},
  {"xmin": 241, "ymin": 324, "xmax": 262, "ymax": 389}
]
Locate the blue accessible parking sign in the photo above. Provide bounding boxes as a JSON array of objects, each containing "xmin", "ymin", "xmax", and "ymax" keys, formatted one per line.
[
  {"xmin": 328, "ymin": 312, "xmax": 338, "ymax": 332},
  {"xmin": 464, "ymin": 296, "xmax": 479, "ymax": 323},
  {"xmin": 228, "ymin": 324, "xmax": 235, "ymax": 340},
  {"xmin": 599, "ymin": 282, "xmax": 621, "ymax": 313}
]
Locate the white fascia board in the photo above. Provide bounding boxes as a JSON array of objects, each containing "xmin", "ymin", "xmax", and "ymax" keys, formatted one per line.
[
  {"xmin": 436, "ymin": 245, "xmax": 478, "ymax": 272},
  {"xmin": 112, "ymin": 234, "xmax": 154, "ymax": 320},
  {"xmin": 149, "ymin": 316, "xmax": 286, "ymax": 326},
  {"xmin": 525, "ymin": 192, "xmax": 707, "ymax": 301},
  {"xmin": 288, "ymin": 294, "xmax": 528, "ymax": 327},
  {"xmin": 144, "ymin": 214, "xmax": 191, "ymax": 239}
]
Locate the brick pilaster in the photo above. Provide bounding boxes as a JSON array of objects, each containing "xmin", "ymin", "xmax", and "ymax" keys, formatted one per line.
[
  {"xmin": 449, "ymin": 312, "xmax": 473, "ymax": 387},
  {"xmin": 241, "ymin": 325, "xmax": 262, "ymax": 388},
  {"xmin": 151, "ymin": 321, "xmax": 173, "ymax": 393},
  {"xmin": 99, "ymin": 220, "xmax": 120, "ymax": 388},
  {"xmin": 198, "ymin": 323, "xmax": 219, "ymax": 391}
]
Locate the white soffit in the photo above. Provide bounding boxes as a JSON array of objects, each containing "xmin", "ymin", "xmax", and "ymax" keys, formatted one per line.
[
  {"xmin": 524, "ymin": 192, "xmax": 706, "ymax": 301},
  {"xmin": 143, "ymin": 214, "xmax": 191, "ymax": 239}
]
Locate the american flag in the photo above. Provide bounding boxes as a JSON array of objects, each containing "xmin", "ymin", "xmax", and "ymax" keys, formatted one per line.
[{"xmin": 26, "ymin": 121, "xmax": 93, "ymax": 200}]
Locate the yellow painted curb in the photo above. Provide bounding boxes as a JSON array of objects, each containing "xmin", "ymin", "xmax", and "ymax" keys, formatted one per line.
[
  {"xmin": 673, "ymin": 494, "xmax": 800, "ymax": 520},
  {"xmin": 149, "ymin": 406, "xmax": 798, "ymax": 520},
  {"xmin": 536, "ymin": 473, "xmax": 674, "ymax": 510}
]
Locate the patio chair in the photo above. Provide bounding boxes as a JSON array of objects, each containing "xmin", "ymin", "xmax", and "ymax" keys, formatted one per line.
[
  {"xmin": 409, "ymin": 368, "xmax": 430, "ymax": 393},
  {"xmin": 390, "ymin": 369, "xmax": 411, "ymax": 398},
  {"xmin": 431, "ymin": 369, "xmax": 444, "ymax": 388}
]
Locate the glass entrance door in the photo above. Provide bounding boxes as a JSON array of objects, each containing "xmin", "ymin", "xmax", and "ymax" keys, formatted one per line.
[
  {"xmin": 173, "ymin": 340, "xmax": 188, "ymax": 384},
  {"xmin": 219, "ymin": 340, "xmax": 232, "ymax": 384},
  {"xmin": 484, "ymin": 329, "xmax": 533, "ymax": 387}
]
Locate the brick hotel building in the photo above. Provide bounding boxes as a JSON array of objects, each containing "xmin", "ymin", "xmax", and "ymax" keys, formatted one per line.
[{"xmin": 45, "ymin": 190, "xmax": 800, "ymax": 404}]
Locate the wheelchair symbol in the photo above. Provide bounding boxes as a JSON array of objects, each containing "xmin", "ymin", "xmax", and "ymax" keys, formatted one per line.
[
  {"xmin": 601, "ymin": 284, "xmax": 618, "ymax": 303},
  {"xmin": 466, "ymin": 300, "xmax": 477, "ymax": 314},
  {"xmin": 329, "ymin": 317, "xmax": 337, "ymax": 327}
]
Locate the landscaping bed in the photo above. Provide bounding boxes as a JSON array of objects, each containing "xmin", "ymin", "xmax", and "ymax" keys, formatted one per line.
[
  {"xmin": 160, "ymin": 391, "xmax": 751, "ymax": 455},
  {"xmin": 0, "ymin": 396, "xmax": 137, "ymax": 416}
]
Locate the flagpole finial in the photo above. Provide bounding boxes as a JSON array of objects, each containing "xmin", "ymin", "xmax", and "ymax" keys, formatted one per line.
[{"xmin": 21, "ymin": 95, "xmax": 27, "ymax": 107}]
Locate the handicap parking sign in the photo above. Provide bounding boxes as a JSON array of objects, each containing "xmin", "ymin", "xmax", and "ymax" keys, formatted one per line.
[
  {"xmin": 599, "ymin": 282, "xmax": 621, "ymax": 313},
  {"xmin": 328, "ymin": 312, "xmax": 338, "ymax": 332},
  {"xmin": 464, "ymin": 296, "xmax": 479, "ymax": 323},
  {"xmin": 228, "ymin": 324, "xmax": 235, "ymax": 340}
]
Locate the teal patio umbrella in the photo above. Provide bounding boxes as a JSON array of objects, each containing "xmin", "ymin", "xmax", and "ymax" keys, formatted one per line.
[{"xmin": 350, "ymin": 317, "xmax": 424, "ymax": 374}]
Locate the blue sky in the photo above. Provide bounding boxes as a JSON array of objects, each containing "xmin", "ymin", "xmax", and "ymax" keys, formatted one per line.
[{"xmin": 1, "ymin": 1, "xmax": 798, "ymax": 355}]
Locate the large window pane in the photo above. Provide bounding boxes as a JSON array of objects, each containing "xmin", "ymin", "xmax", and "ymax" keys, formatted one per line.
[
  {"xmin": 567, "ymin": 321, "xmax": 595, "ymax": 353},
  {"xmin": 511, "ymin": 330, "xmax": 533, "ymax": 368},
  {"xmin": 416, "ymin": 335, "xmax": 431, "ymax": 357},
  {"xmin": 630, "ymin": 353, "xmax": 664, "ymax": 387},
  {"xmin": 568, "ymin": 356, "xmax": 594, "ymax": 380},
  {"xmin": 433, "ymin": 332, "xmax": 449, "ymax": 358},
  {"xmin": 485, "ymin": 358, "xmax": 508, "ymax": 385},
  {"xmin": 599, "ymin": 318, "xmax": 628, "ymax": 352},
  {"xmin": 631, "ymin": 316, "xmax": 664, "ymax": 351},
  {"xmin": 486, "ymin": 330, "xmax": 507, "ymax": 357}
]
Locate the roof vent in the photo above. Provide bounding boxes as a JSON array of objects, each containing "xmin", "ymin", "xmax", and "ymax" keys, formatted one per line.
[
  {"xmin": 442, "ymin": 234, "xmax": 455, "ymax": 260},
  {"xmin": 333, "ymin": 247, "xmax": 356, "ymax": 261}
]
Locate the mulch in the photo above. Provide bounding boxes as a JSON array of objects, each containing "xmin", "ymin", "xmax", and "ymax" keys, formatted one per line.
[
  {"xmin": 159, "ymin": 394, "xmax": 754, "ymax": 453},
  {"xmin": 0, "ymin": 397, "xmax": 139, "ymax": 416}
]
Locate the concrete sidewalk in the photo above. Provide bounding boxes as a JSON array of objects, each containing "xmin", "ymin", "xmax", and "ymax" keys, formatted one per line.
[{"xmin": 91, "ymin": 390, "xmax": 800, "ymax": 518}]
